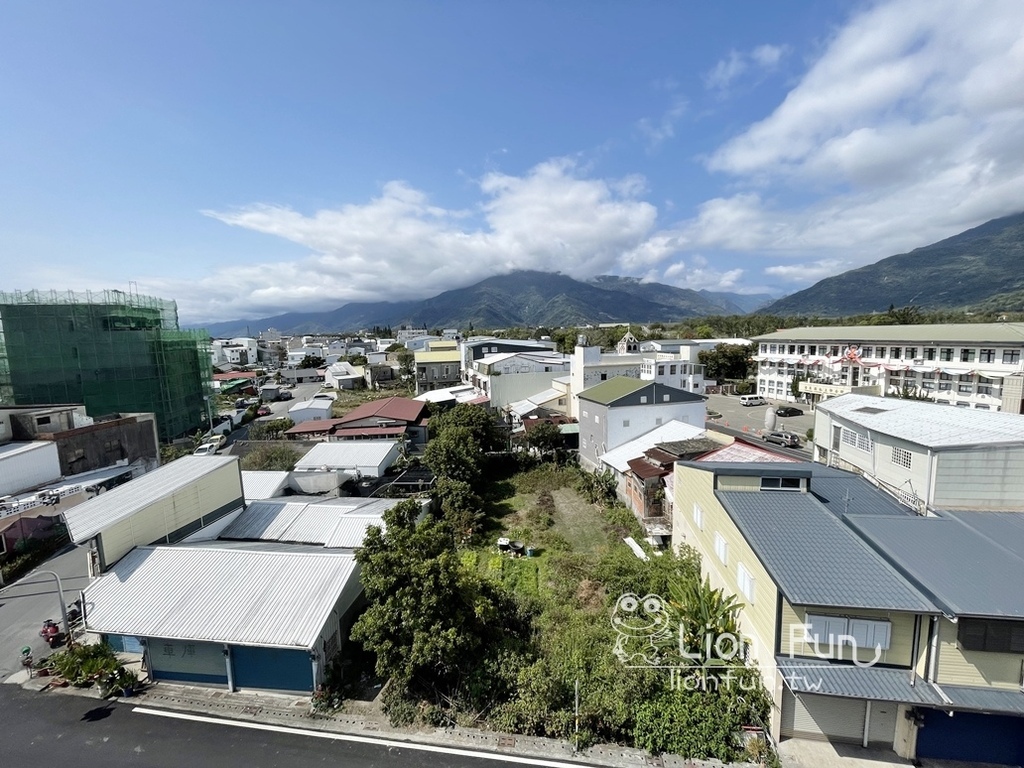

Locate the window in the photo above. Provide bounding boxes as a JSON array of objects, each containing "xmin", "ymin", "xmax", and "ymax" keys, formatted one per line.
[
  {"xmin": 714, "ymin": 532, "xmax": 728, "ymax": 564},
  {"xmin": 830, "ymin": 346, "xmax": 840, "ymax": 357},
  {"xmin": 891, "ymin": 446, "xmax": 912, "ymax": 469},
  {"xmin": 808, "ymin": 345, "xmax": 817, "ymax": 355},
  {"xmin": 924, "ymin": 347, "xmax": 936, "ymax": 360},
  {"xmin": 655, "ymin": 417, "xmax": 663, "ymax": 426},
  {"xmin": 905, "ymin": 347, "xmax": 917, "ymax": 359},
  {"xmin": 980, "ymin": 348, "xmax": 996, "ymax": 363},
  {"xmin": 692, "ymin": 502, "xmax": 704, "ymax": 530},
  {"xmin": 658, "ymin": 365, "xmax": 665, "ymax": 375},
  {"xmin": 958, "ymin": 619, "xmax": 1024, "ymax": 653},
  {"xmin": 849, "ymin": 618, "xmax": 892, "ymax": 650},
  {"xmin": 622, "ymin": 419, "xmax": 629, "ymax": 427},
  {"xmin": 841, "ymin": 427, "xmax": 874, "ymax": 453},
  {"xmin": 760, "ymin": 344, "xmax": 767, "ymax": 354},
  {"xmin": 769, "ymin": 344, "xmax": 778, "ymax": 354},
  {"xmin": 594, "ymin": 415, "xmax": 600, "ymax": 424},
  {"xmin": 639, "ymin": 396, "xmax": 648, "ymax": 404},
  {"xmin": 600, "ymin": 373, "xmax": 608, "ymax": 381},
  {"xmin": 861, "ymin": 346, "xmax": 873, "ymax": 358},
  {"xmin": 670, "ymin": 365, "xmax": 677, "ymax": 375},
  {"xmin": 958, "ymin": 384, "xmax": 974, "ymax": 393},
  {"xmin": 36, "ymin": 416, "xmax": 51, "ymax": 426},
  {"xmin": 582, "ymin": 410, "xmax": 588, "ymax": 418},
  {"xmin": 760, "ymin": 476, "xmax": 801, "ymax": 491},
  {"xmin": 940, "ymin": 348, "xmax": 954, "ymax": 361},
  {"xmin": 737, "ymin": 564, "xmax": 755, "ymax": 602},
  {"xmin": 1003, "ymin": 350, "xmax": 1021, "ymax": 365},
  {"xmin": 662, "ymin": 394, "xmax": 670, "ymax": 402},
  {"xmin": 921, "ymin": 371, "xmax": 936, "ymax": 380},
  {"xmin": 939, "ymin": 381, "xmax": 952, "ymax": 391},
  {"xmin": 960, "ymin": 348, "xmax": 975, "ymax": 363},
  {"xmin": 940, "ymin": 373, "xmax": 952, "ymax": 380},
  {"xmin": 805, "ymin": 614, "xmax": 848, "ymax": 649},
  {"xmin": 889, "ymin": 346, "xmax": 901, "ymax": 359}
]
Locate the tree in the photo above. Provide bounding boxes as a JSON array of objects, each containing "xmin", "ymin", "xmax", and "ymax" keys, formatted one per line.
[
  {"xmin": 247, "ymin": 418, "xmax": 294, "ymax": 441},
  {"xmin": 430, "ymin": 403, "xmax": 503, "ymax": 452},
  {"xmin": 423, "ymin": 427, "xmax": 482, "ymax": 484},
  {"xmin": 240, "ymin": 445, "xmax": 298, "ymax": 471},
  {"xmin": 526, "ymin": 421, "xmax": 563, "ymax": 460},
  {"xmin": 351, "ymin": 500, "xmax": 509, "ymax": 694},
  {"xmin": 298, "ymin": 355, "xmax": 326, "ymax": 369},
  {"xmin": 395, "ymin": 348, "xmax": 415, "ymax": 379},
  {"xmin": 697, "ymin": 343, "xmax": 755, "ymax": 381},
  {"xmin": 433, "ymin": 476, "xmax": 483, "ymax": 544}
]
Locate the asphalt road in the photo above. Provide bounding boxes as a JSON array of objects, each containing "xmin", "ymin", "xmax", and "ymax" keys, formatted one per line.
[
  {"xmin": 704, "ymin": 393, "xmax": 815, "ymax": 454},
  {"xmin": 0, "ymin": 684, "xmax": 591, "ymax": 768},
  {"xmin": 0, "ymin": 545, "xmax": 91, "ymax": 679}
]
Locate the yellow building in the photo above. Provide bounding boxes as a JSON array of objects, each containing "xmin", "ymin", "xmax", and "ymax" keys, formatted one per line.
[{"xmin": 671, "ymin": 461, "xmax": 1024, "ymax": 765}]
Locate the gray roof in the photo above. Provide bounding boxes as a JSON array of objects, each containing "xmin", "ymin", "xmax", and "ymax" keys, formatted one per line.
[
  {"xmin": 677, "ymin": 460, "xmax": 813, "ymax": 478},
  {"xmin": 240, "ymin": 470, "xmax": 290, "ymax": 502},
  {"xmin": 938, "ymin": 684, "xmax": 1024, "ymax": 715},
  {"xmin": 944, "ymin": 509, "xmax": 1024, "ymax": 553},
  {"xmin": 294, "ymin": 440, "xmax": 399, "ymax": 472},
  {"xmin": 818, "ymin": 394, "xmax": 1024, "ymax": 449},
  {"xmin": 63, "ymin": 456, "xmax": 240, "ymax": 542},
  {"xmin": 806, "ymin": 465, "xmax": 913, "ymax": 517},
  {"xmin": 753, "ymin": 322, "xmax": 1024, "ymax": 345},
  {"xmin": 846, "ymin": 514, "xmax": 1024, "ymax": 618},
  {"xmin": 219, "ymin": 497, "xmax": 400, "ymax": 548},
  {"xmin": 717, "ymin": 491, "xmax": 935, "ymax": 612},
  {"xmin": 777, "ymin": 656, "xmax": 945, "ymax": 705},
  {"xmin": 83, "ymin": 544, "xmax": 361, "ymax": 649}
]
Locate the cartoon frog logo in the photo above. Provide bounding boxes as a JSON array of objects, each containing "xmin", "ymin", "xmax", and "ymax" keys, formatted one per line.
[{"xmin": 611, "ymin": 593, "xmax": 672, "ymax": 665}]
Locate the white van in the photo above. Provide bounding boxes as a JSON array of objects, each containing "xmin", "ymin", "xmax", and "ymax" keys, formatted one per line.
[{"xmin": 739, "ymin": 394, "xmax": 768, "ymax": 407}]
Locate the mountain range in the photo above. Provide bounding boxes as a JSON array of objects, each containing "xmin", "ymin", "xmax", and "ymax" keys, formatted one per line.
[
  {"xmin": 761, "ymin": 211, "xmax": 1024, "ymax": 316},
  {"xmin": 198, "ymin": 273, "xmax": 775, "ymax": 337}
]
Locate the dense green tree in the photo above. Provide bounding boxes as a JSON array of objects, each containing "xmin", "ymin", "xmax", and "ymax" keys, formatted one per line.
[
  {"xmin": 240, "ymin": 445, "xmax": 298, "ymax": 471},
  {"xmin": 298, "ymin": 355, "xmax": 326, "ymax": 369},
  {"xmin": 433, "ymin": 476, "xmax": 483, "ymax": 544},
  {"xmin": 430, "ymin": 403, "xmax": 504, "ymax": 451},
  {"xmin": 697, "ymin": 343, "xmax": 755, "ymax": 381},
  {"xmin": 525, "ymin": 421, "xmax": 563, "ymax": 459},
  {"xmin": 247, "ymin": 418, "xmax": 294, "ymax": 441},
  {"xmin": 423, "ymin": 427, "xmax": 482, "ymax": 484}
]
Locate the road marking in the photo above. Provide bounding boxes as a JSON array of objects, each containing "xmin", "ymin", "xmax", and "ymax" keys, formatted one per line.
[{"xmin": 133, "ymin": 707, "xmax": 599, "ymax": 767}]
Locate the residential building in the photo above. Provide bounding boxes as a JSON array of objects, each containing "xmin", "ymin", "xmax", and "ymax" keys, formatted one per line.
[
  {"xmin": 460, "ymin": 337, "xmax": 559, "ymax": 374},
  {"xmin": 210, "ymin": 337, "xmax": 258, "ymax": 367},
  {"xmin": 0, "ymin": 289, "xmax": 211, "ymax": 441},
  {"xmin": 577, "ymin": 378, "xmax": 705, "ymax": 470},
  {"xmin": 414, "ymin": 340, "xmax": 462, "ymax": 395},
  {"xmin": 333, "ymin": 397, "xmax": 428, "ymax": 448},
  {"xmin": 396, "ymin": 328, "xmax": 429, "ymax": 343},
  {"xmin": 752, "ymin": 323, "xmax": 1024, "ymax": 412},
  {"xmin": 813, "ymin": 394, "xmax": 1024, "ymax": 512},
  {"xmin": 467, "ymin": 351, "xmax": 572, "ymax": 410},
  {"xmin": 671, "ymin": 460, "xmax": 1024, "ymax": 765},
  {"xmin": 324, "ymin": 361, "xmax": 362, "ymax": 390},
  {"xmin": 293, "ymin": 440, "xmax": 402, "ymax": 478}
]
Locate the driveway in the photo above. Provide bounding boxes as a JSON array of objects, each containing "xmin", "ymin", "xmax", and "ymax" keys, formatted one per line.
[{"xmin": 0, "ymin": 545, "xmax": 91, "ymax": 679}]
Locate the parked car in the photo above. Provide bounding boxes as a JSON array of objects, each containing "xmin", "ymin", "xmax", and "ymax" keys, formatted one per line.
[
  {"xmin": 193, "ymin": 443, "xmax": 218, "ymax": 456},
  {"xmin": 775, "ymin": 406, "xmax": 804, "ymax": 417},
  {"xmin": 278, "ymin": 391, "xmax": 293, "ymax": 400},
  {"xmin": 257, "ymin": 405, "xmax": 272, "ymax": 417},
  {"xmin": 762, "ymin": 431, "xmax": 801, "ymax": 448}
]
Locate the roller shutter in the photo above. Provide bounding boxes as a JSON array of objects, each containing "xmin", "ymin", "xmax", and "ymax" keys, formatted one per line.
[
  {"xmin": 781, "ymin": 689, "xmax": 865, "ymax": 743},
  {"xmin": 916, "ymin": 709, "xmax": 1024, "ymax": 765}
]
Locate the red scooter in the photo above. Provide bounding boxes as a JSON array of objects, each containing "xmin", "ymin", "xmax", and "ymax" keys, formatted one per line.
[{"xmin": 39, "ymin": 619, "xmax": 62, "ymax": 649}]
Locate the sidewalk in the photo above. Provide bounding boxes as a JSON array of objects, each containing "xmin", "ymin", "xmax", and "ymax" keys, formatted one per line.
[{"xmin": 6, "ymin": 670, "xmax": 755, "ymax": 768}]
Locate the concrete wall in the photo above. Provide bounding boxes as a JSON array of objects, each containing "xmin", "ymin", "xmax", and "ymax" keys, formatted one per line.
[{"xmin": 0, "ymin": 442, "xmax": 61, "ymax": 497}]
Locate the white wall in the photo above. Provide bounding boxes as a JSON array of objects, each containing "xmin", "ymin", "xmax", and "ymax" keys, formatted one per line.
[
  {"xmin": 934, "ymin": 447, "xmax": 1024, "ymax": 510},
  {"xmin": 605, "ymin": 401, "xmax": 706, "ymax": 453},
  {"xmin": 0, "ymin": 442, "xmax": 62, "ymax": 497}
]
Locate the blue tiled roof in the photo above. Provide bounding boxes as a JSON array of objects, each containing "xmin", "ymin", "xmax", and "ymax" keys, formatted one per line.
[{"xmin": 777, "ymin": 656, "xmax": 944, "ymax": 705}]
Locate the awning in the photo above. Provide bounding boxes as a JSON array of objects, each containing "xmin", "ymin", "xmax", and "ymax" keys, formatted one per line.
[{"xmin": 777, "ymin": 656, "xmax": 944, "ymax": 706}]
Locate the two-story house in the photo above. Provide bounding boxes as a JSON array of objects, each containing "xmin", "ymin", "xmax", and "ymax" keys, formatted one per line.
[
  {"xmin": 467, "ymin": 351, "xmax": 572, "ymax": 410},
  {"xmin": 671, "ymin": 461, "xmax": 1024, "ymax": 765},
  {"xmin": 577, "ymin": 378, "xmax": 705, "ymax": 471},
  {"xmin": 813, "ymin": 394, "xmax": 1024, "ymax": 512},
  {"xmin": 414, "ymin": 340, "xmax": 462, "ymax": 395}
]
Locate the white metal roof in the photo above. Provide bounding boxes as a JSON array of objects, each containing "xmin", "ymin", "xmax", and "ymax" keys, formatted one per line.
[
  {"xmin": 63, "ymin": 456, "xmax": 239, "ymax": 542},
  {"xmin": 83, "ymin": 544, "xmax": 360, "ymax": 649},
  {"xmin": 819, "ymin": 394, "xmax": 1024, "ymax": 448},
  {"xmin": 220, "ymin": 497, "xmax": 400, "ymax": 547},
  {"xmin": 600, "ymin": 420, "xmax": 706, "ymax": 472},
  {"xmin": 240, "ymin": 470, "xmax": 290, "ymax": 502},
  {"xmin": 289, "ymin": 398, "xmax": 334, "ymax": 413},
  {"xmin": 0, "ymin": 440, "xmax": 56, "ymax": 461},
  {"xmin": 294, "ymin": 440, "xmax": 398, "ymax": 472}
]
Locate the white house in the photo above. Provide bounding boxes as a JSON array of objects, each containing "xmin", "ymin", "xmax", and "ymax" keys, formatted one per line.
[
  {"xmin": 324, "ymin": 361, "xmax": 362, "ymax": 390},
  {"xmin": 211, "ymin": 337, "xmax": 258, "ymax": 367},
  {"xmin": 468, "ymin": 351, "xmax": 572, "ymax": 410},
  {"xmin": 288, "ymin": 398, "xmax": 334, "ymax": 425},
  {"xmin": 813, "ymin": 393, "xmax": 1024, "ymax": 512}
]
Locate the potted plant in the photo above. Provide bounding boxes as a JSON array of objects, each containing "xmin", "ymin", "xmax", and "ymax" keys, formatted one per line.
[{"xmin": 117, "ymin": 668, "xmax": 140, "ymax": 697}]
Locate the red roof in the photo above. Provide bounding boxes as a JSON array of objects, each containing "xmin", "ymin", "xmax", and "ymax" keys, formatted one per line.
[
  {"xmin": 627, "ymin": 457, "xmax": 671, "ymax": 480},
  {"xmin": 284, "ymin": 418, "xmax": 347, "ymax": 435},
  {"xmin": 337, "ymin": 396, "xmax": 426, "ymax": 425},
  {"xmin": 213, "ymin": 371, "xmax": 259, "ymax": 380}
]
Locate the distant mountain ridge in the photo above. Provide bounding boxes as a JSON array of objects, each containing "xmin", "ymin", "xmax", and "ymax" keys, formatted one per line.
[
  {"xmin": 196, "ymin": 271, "xmax": 774, "ymax": 337},
  {"xmin": 761, "ymin": 212, "xmax": 1024, "ymax": 316}
]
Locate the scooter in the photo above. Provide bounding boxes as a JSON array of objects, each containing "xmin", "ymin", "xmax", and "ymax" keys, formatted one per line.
[{"xmin": 39, "ymin": 619, "xmax": 62, "ymax": 649}]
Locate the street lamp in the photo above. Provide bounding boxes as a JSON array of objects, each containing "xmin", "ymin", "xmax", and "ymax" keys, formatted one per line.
[{"xmin": 36, "ymin": 569, "xmax": 70, "ymax": 638}]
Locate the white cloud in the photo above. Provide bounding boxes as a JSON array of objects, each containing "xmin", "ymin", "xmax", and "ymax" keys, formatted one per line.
[
  {"xmin": 704, "ymin": 44, "xmax": 789, "ymax": 91},
  {"xmin": 636, "ymin": 97, "xmax": 687, "ymax": 150},
  {"xmin": 688, "ymin": 0, "xmax": 1024, "ymax": 279},
  {"xmin": 157, "ymin": 159, "xmax": 660, "ymax": 323},
  {"xmin": 764, "ymin": 259, "xmax": 849, "ymax": 282},
  {"xmin": 659, "ymin": 256, "xmax": 744, "ymax": 292}
]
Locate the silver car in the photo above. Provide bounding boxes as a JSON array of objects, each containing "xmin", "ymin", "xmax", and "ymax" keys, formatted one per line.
[{"xmin": 763, "ymin": 431, "xmax": 801, "ymax": 448}]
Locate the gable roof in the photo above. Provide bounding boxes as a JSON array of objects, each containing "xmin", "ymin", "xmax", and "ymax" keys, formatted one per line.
[
  {"xmin": 294, "ymin": 440, "xmax": 399, "ymax": 471},
  {"xmin": 62, "ymin": 455, "xmax": 240, "ymax": 542},
  {"xmin": 717, "ymin": 490, "xmax": 935, "ymax": 612},
  {"xmin": 846, "ymin": 513, "xmax": 1024, "ymax": 618},
  {"xmin": 336, "ymin": 396, "xmax": 425, "ymax": 425},
  {"xmin": 819, "ymin": 394, "xmax": 1024, "ymax": 449},
  {"xmin": 579, "ymin": 377, "xmax": 705, "ymax": 406},
  {"xmin": 220, "ymin": 497, "xmax": 401, "ymax": 548},
  {"xmin": 599, "ymin": 420, "xmax": 705, "ymax": 472}
]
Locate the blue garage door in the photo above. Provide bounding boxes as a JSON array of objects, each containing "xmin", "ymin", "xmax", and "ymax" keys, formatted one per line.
[
  {"xmin": 231, "ymin": 646, "xmax": 313, "ymax": 692},
  {"xmin": 917, "ymin": 709, "xmax": 1024, "ymax": 765}
]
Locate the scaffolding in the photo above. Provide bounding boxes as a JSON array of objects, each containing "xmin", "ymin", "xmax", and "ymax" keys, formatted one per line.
[{"xmin": 0, "ymin": 290, "xmax": 211, "ymax": 441}]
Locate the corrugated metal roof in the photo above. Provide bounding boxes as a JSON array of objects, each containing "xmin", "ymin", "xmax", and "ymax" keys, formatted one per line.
[
  {"xmin": 0, "ymin": 440, "xmax": 55, "ymax": 460},
  {"xmin": 696, "ymin": 442, "xmax": 799, "ymax": 463},
  {"xmin": 294, "ymin": 441, "xmax": 398, "ymax": 472},
  {"xmin": 415, "ymin": 350, "xmax": 461, "ymax": 363},
  {"xmin": 240, "ymin": 470, "xmax": 290, "ymax": 502},
  {"xmin": 337, "ymin": 397, "xmax": 424, "ymax": 425},
  {"xmin": 83, "ymin": 544, "xmax": 360, "ymax": 649},
  {"xmin": 220, "ymin": 497, "xmax": 400, "ymax": 548},
  {"xmin": 289, "ymin": 399, "xmax": 334, "ymax": 413},
  {"xmin": 600, "ymin": 420, "xmax": 705, "ymax": 472},
  {"xmin": 777, "ymin": 656, "xmax": 945, "ymax": 705},
  {"xmin": 63, "ymin": 456, "xmax": 239, "ymax": 542},
  {"xmin": 938, "ymin": 684, "xmax": 1024, "ymax": 715},
  {"xmin": 944, "ymin": 509, "xmax": 1024, "ymax": 553},
  {"xmin": 753, "ymin": 323, "xmax": 1024, "ymax": 344},
  {"xmin": 718, "ymin": 491, "xmax": 935, "ymax": 612},
  {"xmin": 846, "ymin": 514, "xmax": 1024, "ymax": 618},
  {"xmin": 818, "ymin": 394, "xmax": 1024, "ymax": 448},
  {"xmin": 807, "ymin": 465, "xmax": 914, "ymax": 517}
]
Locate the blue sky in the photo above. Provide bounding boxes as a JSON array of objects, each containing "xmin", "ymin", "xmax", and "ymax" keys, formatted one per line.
[{"xmin": 3, "ymin": 1, "xmax": 1023, "ymax": 324}]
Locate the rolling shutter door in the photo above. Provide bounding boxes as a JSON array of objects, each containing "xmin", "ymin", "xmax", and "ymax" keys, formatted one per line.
[
  {"xmin": 867, "ymin": 701, "xmax": 898, "ymax": 746},
  {"xmin": 781, "ymin": 689, "xmax": 865, "ymax": 743}
]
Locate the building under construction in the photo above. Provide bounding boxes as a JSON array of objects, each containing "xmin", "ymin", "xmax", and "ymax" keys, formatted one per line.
[{"xmin": 0, "ymin": 290, "xmax": 211, "ymax": 441}]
